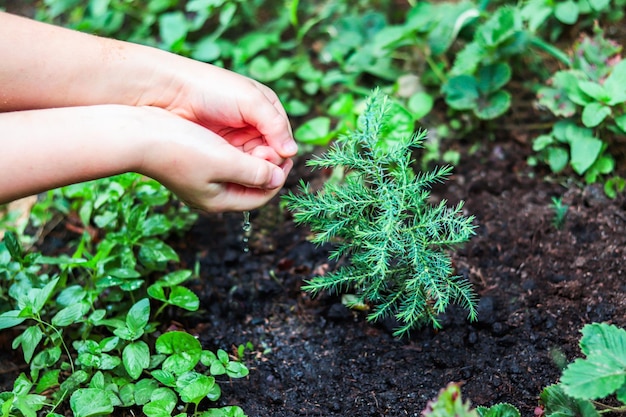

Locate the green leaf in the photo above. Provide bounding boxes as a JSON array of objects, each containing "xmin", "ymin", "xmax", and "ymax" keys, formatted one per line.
[
  {"xmin": 603, "ymin": 60, "xmax": 626, "ymax": 105},
  {"xmin": 566, "ymin": 129, "xmax": 603, "ymax": 175},
  {"xmin": 0, "ymin": 310, "xmax": 26, "ymax": 330},
  {"xmin": 581, "ymin": 102, "xmax": 611, "ymax": 128},
  {"xmin": 126, "ymin": 298, "xmax": 150, "ymax": 335},
  {"xmin": 614, "ymin": 114, "xmax": 626, "ymax": 133},
  {"xmin": 476, "ymin": 403, "xmax": 520, "ymax": 417},
  {"xmin": 192, "ymin": 37, "xmax": 221, "ymax": 62},
  {"xmin": 547, "ymin": 147, "xmax": 570, "ymax": 173},
  {"xmin": 156, "ymin": 331, "xmax": 202, "ymax": 375},
  {"xmin": 35, "ymin": 369, "xmax": 59, "ymax": 394},
  {"xmin": 176, "ymin": 371, "xmax": 215, "ymax": 405},
  {"xmin": 248, "ymin": 56, "xmax": 292, "ymax": 83},
  {"xmin": 225, "ymin": 361, "xmax": 249, "ymax": 378},
  {"xmin": 554, "ymin": 0, "xmax": 579, "ymax": 24},
  {"xmin": 160, "ymin": 270, "xmax": 193, "ymax": 287},
  {"xmin": 477, "ymin": 63, "xmax": 511, "ymax": 95},
  {"xmin": 475, "ymin": 91, "xmax": 511, "ymax": 120},
  {"xmin": 70, "ymin": 388, "xmax": 114, "ymax": 417},
  {"xmin": 135, "ymin": 379, "xmax": 159, "ymax": 406},
  {"xmin": 143, "ymin": 388, "xmax": 177, "ymax": 417},
  {"xmin": 151, "ymin": 369, "xmax": 177, "ymax": 387},
  {"xmin": 51, "ymin": 303, "xmax": 84, "ymax": 327},
  {"xmin": 578, "ymin": 81, "xmax": 610, "ymax": 102},
  {"xmin": 31, "ymin": 277, "xmax": 59, "ymax": 315},
  {"xmin": 407, "ymin": 92, "xmax": 434, "ymax": 120},
  {"xmin": 123, "ymin": 341, "xmax": 151, "ymax": 380},
  {"xmin": 139, "ymin": 239, "xmax": 179, "ymax": 269},
  {"xmin": 159, "ymin": 11, "xmax": 189, "ymax": 49},
  {"xmin": 14, "ymin": 325, "xmax": 43, "ymax": 363},
  {"xmin": 169, "ymin": 286, "xmax": 200, "ymax": 311},
  {"xmin": 3, "ymin": 232, "xmax": 22, "ymax": 260},
  {"xmin": 540, "ymin": 384, "xmax": 599, "ymax": 417},
  {"xmin": 588, "ymin": 0, "xmax": 610, "ymax": 10},
  {"xmin": 442, "ymin": 75, "xmax": 479, "ymax": 110},
  {"xmin": 294, "ymin": 117, "xmax": 332, "ymax": 145},
  {"xmin": 561, "ymin": 323, "xmax": 626, "ymax": 399}
]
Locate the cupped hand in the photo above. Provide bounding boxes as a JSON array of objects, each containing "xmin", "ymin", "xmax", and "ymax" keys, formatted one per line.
[
  {"xmin": 138, "ymin": 107, "xmax": 293, "ymax": 212},
  {"xmin": 141, "ymin": 58, "xmax": 298, "ymax": 160}
]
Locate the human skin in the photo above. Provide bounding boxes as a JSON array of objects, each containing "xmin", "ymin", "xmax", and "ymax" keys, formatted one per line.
[{"xmin": 0, "ymin": 11, "xmax": 297, "ymax": 211}]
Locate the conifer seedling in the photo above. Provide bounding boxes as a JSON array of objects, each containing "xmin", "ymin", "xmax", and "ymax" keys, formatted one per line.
[{"xmin": 284, "ymin": 90, "xmax": 477, "ymax": 336}]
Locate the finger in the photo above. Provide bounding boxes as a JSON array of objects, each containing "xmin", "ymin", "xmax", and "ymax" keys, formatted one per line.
[
  {"xmin": 240, "ymin": 85, "xmax": 298, "ymax": 159},
  {"xmin": 249, "ymin": 145, "xmax": 285, "ymax": 166},
  {"xmin": 214, "ymin": 144, "xmax": 286, "ymax": 190}
]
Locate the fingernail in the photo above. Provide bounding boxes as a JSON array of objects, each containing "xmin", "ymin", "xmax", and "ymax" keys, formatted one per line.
[
  {"xmin": 283, "ymin": 141, "xmax": 298, "ymax": 156},
  {"xmin": 269, "ymin": 167, "xmax": 285, "ymax": 188}
]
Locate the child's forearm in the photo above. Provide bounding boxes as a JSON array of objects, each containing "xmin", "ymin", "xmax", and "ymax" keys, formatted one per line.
[
  {"xmin": 0, "ymin": 11, "xmax": 175, "ymax": 112},
  {"xmin": 0, "ymin": 105, "xmax": 151, "ymax": 203}
]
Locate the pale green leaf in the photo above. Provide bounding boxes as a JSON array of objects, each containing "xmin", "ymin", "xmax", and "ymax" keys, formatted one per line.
[
  {"xmin": 70, "ymin": 388, "xmax": 114, "ymax": 417},
  {"xmin": 123, "ymin": 341, "xmax": 151, "ymax": 380}
]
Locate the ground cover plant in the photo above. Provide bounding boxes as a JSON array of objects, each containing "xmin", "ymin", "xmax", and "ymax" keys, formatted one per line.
[{"xmin": 1, "ymin": 0, "xmax": 626, "ymax": 416}]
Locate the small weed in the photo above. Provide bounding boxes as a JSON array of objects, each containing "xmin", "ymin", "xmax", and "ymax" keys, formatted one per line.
[{"xmin": 551, "ymin": 197, "xmax": 568, "ymax": 229}]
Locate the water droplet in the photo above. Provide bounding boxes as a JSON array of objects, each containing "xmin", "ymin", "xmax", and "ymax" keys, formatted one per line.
[{"xmin": 242, "ymin": 210, "xmax": 252, "ymax": 253}]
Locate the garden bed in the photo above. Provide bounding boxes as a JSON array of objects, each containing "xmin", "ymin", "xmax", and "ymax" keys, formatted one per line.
[{"xmin": 164, "ymin": 135, "xmax": 626, "ymax": 416}]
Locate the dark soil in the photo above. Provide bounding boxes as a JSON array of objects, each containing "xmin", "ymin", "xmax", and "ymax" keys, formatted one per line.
[{"xmin": 167, "ymin": 136, "xmax": 626, "ymax": 417}]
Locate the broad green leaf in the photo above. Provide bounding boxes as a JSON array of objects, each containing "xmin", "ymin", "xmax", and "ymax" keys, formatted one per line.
[
  {"xmin": 156, "ymin": 331, "xmax": 202, "ymax": 375},
  {"xmin": 147, "ymin": 284, "xmax": 167, "ymax": 302},
  {"xmin": 554, "ymin": 0, "xmax": 579, "ymax": 24},
  {"xmin": 52, "ymin": 303, "xmax": 84, "ymax": 327},
  {"xmin": 192, "ymin": 37, "xmax": 221, "ymax": 62},
  {"xmin": 169, "ymin": 286, "xmax": 200, "ymax": 311},
  {"xmin": 151, "ymin": 369, "xmax": 177, "ymax": 387},
  {"xmin": 0, "ymin": 310, "xmax": 26, "ymax": 330},
  {"xmin": 135, "ymin": 378, "xmax": 159, "ymax": 406},
  {"xmin": 123, "ymin": 341, "xmax": 151, "ymax": 380},
  {"xmin": 547, "ymin": 147, "xmax": 570, "ymax": 173},
  {"xmin": 295, "ymin": 117, "xmax": 332, "ymax": 145},
  {"xmin": 176, "ymin": 371, "xmax": 215, "ymax": 405},
  {"xmin": 139, "ymin": 239, "xmax": 179, "ymax": 269},
  {"xmin": 159, "ymin": 11, "xmax": 188, "ymax": 49},
  {"xmin": 3, "ymin": 231, "xmax": 21, "ymax": 260},
  {"xmin": 476, "ymin": 403, "xmax": 520, "ymax": 417},
  {"xmin": 70, "ymin": 388, "xmax": 114, "ymax": 417},
  {"xmin": 578, "ymin": 81, "xmax": 610, "ymax": 102},
  {"xmin": 126, "ymin": 298, "xmax": 150, "ymax": 334},
  {"xmin": 475, "ymin": 91, "xmax": 511, "ymax": 120},
  {"xmin": 563, "ymin": 125, "xmax": 602, "ymax": 174},
  {"xmin": 248, "ymin": 56, "xmax": 292, "ymax": 83},
  {"xmin": 477, "ymin": 63, "xmax": 511, "ymax": 95},
  {"xmin": 35, "ymin": 369, "xmax": 59, "ymax": 394},
  {"xmin": 31, "ymin": 346, "xmax": 61, "ymax": 370},
  {"xmin": 160, "ymin": 270, "xmax": 193, "ymax": 287},
  {"xmin": 143, "ymin": 388, "xmax": 177, "ymax": 417},
  {"xmin": 581, "ymin": 103, "xmax": 611, "ymax": 128},
  {"xmin": 225, "ymin": 361, "xmax": 249, "ymax": 378},
  {"xmin": 407, "ymin": 92, "xmax": 434, "ymax": 120},
  {"xmin": 442, "ymin": 75, "xmax": 478, "ymax": 110},
  {"xmin": 603, "ymin": 60, "xmax": 626, "ymax": 105},
  {"xmin": 14, "ymin": 325, "xmax": 43, "ymax": 363},
  {"xmin": 588, "ymin": 0, "xmax": 610, "ymax": 10},
  {"xmin": 56, "ymin": 285, "xmax": 86, "ymax": 307},
  {"xmin": 540, "ymin": 384, "xmax": 599, "ymax": 417},
  {"xmin": 561, "ymin": 355, "xmax": 626, "ymax": 399},
  {"xmin": 475, "ymin": 6, "xmax": 519, "ymax": 47},
  {"xmin": 579, "ymin": 322, "xmax": 626, "ymax": 357},
  {"xmin": 31, "ymin": 277, "xmax": 59, "ymax": 315}
]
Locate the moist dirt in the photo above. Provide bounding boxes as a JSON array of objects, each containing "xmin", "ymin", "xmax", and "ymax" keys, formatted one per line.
[{"xmin": 164, "ymin": 136, "xmax": 626, "ymax": 417}]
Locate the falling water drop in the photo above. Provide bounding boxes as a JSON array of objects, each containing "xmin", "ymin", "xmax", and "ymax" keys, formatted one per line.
[{"xmin": 242, "ymin": 210, "xmax": 251, "ymax": 253}]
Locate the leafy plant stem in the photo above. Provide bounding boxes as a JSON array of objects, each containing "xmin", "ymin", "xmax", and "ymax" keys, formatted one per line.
[{"xmin": 529, "ymin": 36, "xmax": 571, "ymax": 67}]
